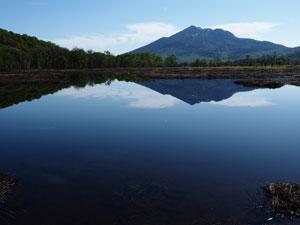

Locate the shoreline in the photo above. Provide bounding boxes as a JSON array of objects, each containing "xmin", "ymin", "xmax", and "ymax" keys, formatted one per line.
[{"xmin": 1, "ymin": 67, "xmax": 300, "ymax": 84}]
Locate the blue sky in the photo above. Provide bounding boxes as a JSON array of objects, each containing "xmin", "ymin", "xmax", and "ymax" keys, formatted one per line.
[{"xmin": 1, "ymin": 0, "xmax": 300, "ymax": 54}]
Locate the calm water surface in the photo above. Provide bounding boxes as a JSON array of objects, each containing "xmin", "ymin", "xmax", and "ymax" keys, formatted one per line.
[{"xmin": 1, "ymin": 79, "xmax": 300, "ymax": 225}]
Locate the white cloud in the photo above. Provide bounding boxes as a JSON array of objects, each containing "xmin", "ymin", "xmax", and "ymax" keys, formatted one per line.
[
  {"xmin": 52, "ymin": 23, "xmax": 179, "ymax": 55},
  {"xmin": 211, "ymin": 22, "xmax": 279, "ymax": 39},
  {"xmin": 57, "ymin": 82, "xmax": 179, "ymax": 109},
  {"xmin": 210, "ymin": 91, "xmax": 274, "ymax": 107},
  {"xmin": 125, "ymin": 23, "xmax": 179, "ymax": 43},
  {"xmin": 53, "ymin": 36, "xmax": 128, "ymax": 50}
]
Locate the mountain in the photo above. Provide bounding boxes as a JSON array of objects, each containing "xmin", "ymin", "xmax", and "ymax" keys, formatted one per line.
[
  {"xmin": 130, "ymin": 25, "xmax": 292, "ymax": 61},
  {"xmin": 286, "ymin": 47, "xmax": 300, "ymax": 58},
  {"xmin": 138, "ymin": 79, "xmax": 255, "ymax": 105}
]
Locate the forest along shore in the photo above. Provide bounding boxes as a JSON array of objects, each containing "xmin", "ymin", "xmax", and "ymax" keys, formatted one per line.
[{"xmin": 0, "ymin": 67, "xmax": 300, "ymax": 84}]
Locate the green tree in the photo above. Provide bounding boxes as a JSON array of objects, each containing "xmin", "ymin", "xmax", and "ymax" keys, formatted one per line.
[
  {"xmin": 214, "ymin": 57, "xmax": 222, "ymax": 67},
  {"xmin": 192, "ymin": 58, "xmax": 207, "ymax": 67},
  {"xmin": 153, "ymin": 55, "xmax": 163, "ymax": 67},
  {"xmin": 245, "ymin": 55, "xmax": 254, "ymax": 66},
  {"xmin": 191, "ymin": 58, "xmax": 201, "ymax": 67},
  {"xmin": 69, "ymin": 48, "xmax": 88, "ymax": 68},
  {"xmin": 225, "ymin": 56, "xmax": 232, "ymax": 66},
  {"xmin": 164, "ymin": 55, "xmax": 177, "ymax": 67},
  {"xmin": 0, "ymin": 55, "xmax": 3, "ymax": 68},
  {"xmin": 209, "ymin": 59, "xmax": 216, "ymax": 67}
]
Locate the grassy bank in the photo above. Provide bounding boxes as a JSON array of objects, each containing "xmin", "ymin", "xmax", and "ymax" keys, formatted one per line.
[{"xmin": 1, "ymin": 66, "xmax": 300, "ymax": 84}]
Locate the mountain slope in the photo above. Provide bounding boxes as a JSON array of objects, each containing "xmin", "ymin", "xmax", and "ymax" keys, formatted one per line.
[
  {"xmin": 286, "ymin": 47, "xmax": 300, "ymax": 58},
  {"xmin": 130, "ymin": 25, "xmax": 290, "ymax": 61}
]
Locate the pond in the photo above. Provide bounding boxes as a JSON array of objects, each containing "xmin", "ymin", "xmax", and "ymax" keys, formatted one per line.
[{"xmin": 1, "ymin": 77, "xmax": 300, "ymax": 225}]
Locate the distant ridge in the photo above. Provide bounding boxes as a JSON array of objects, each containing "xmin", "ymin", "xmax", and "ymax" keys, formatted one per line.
[{"xmin": 130, "ymin": 25, "xmax": 295, "ymax": 62}]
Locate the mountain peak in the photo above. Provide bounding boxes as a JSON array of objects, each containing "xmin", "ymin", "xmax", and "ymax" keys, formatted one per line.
[
  {"xmin": 185, "ymin": 25, "xmax": 200, "ymax": 30},
  {"xmin": 182, "ymin": 25, "xmax": 203, "ymax": 33},
  {"xmin": 130, "ymin": 25, "xmax": 288, "ymax": 61},
  {"xmin": 181, "ymin": 26, "xmax": 233, "ymax": 36},
  {"xmin": 171, "ymin": 25, "xmax": 235, "ymax": 42}
]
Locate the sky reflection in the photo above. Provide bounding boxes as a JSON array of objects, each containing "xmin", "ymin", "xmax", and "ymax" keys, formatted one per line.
[
  {"xmin": 210, "ymin": 90, "xmax": 274, "ymax": 107},
  {"xmin": 57, "ymin": 82, "xmax": 179, "ymax": 109}
]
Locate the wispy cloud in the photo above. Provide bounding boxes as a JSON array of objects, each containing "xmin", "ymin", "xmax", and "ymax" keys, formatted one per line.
[
  {"xmin": 57, "ymin": 82, "xmax": 179, "ymax": 109},
  {"xmin": 211, "ymin": 22, "xmax": 279, "ymax": 39},
  {"xmin": 52, "ymin": 22, "xmax": 179, "ymax": 55}
]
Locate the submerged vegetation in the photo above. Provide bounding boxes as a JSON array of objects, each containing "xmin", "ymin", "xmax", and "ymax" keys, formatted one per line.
[
  {"xmin": 0, "ymin": 173, "xmax": 16, "ymax": 204},
  {"xmin": 262, "ymin": 182, "xmax": 300, "ymax": 218},
  {"xmin": 1, "ymin": 28, "xmax": 300, "ymax": 70}
]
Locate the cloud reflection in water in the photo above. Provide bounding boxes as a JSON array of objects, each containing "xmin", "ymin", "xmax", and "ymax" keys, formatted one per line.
[
  {"xmin": 210, "ymin": 90, "xmax": 274, "ymax": 107},
  {"xmin": 57, "ymin": 82, "xmax": 179, "ymax": 109}
]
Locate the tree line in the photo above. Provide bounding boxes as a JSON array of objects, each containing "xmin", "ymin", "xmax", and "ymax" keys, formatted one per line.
[
  {"xmin": 0, "ymin": 28, "xmax": 168, "ymax": 69},
  {"xmin": 1, "ymin": 28, "xmax": 300, "ymax": 70},
  {"xmin": 190, "ymin": 55, "xmax": 300, "ymax": 67}
]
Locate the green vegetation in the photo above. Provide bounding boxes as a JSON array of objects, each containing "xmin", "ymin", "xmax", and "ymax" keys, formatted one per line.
[
  {"xmin": 0, "ymin": 28, "xmax": 164, "ymax": 69},
  {"xmin": 0, "ymin": 28, "xmax": 68, "ymax": 69},
  {"xmin": 164, "ymin": 55, "xmax": 177, "ymax": 67},
  {"xmin": 0, "ymin": 28, "xmax": 300, "ymax": 70},
  {"xmin": 190, "ymin": 54, "xmax": 300, "ymax": 67}
]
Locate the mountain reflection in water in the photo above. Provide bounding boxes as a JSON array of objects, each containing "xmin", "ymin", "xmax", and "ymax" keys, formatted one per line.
[
  {"xmin": 0, "ymin": 75, "xmax": 259, "ymax": 109},
  {"xmin": 138, "ymin": 79, "xmax": 255, "ymax": 105}
]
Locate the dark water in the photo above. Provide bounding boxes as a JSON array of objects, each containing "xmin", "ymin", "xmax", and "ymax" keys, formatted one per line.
[{"xmin": 1, "ymin": 78, "xmax": 300, "ymax": 225}]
